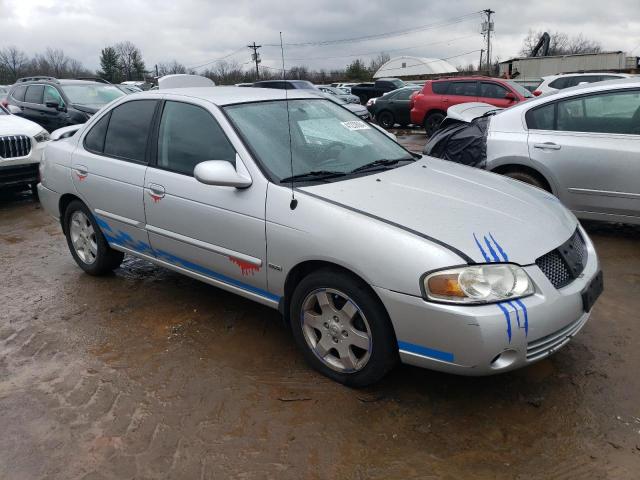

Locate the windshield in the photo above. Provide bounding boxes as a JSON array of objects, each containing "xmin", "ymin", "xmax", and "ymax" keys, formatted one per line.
[
  {"xmin": 62, "ymin": 84, "xmax": 125, "ymax": 106},
  {"xmin": 225, "ymin": 99, "xmax": 413, "ymax": 183},
  {"xmin": 291, "ymin": 81, "xmax": 316, "ymax": 90},
  {"xmin": 504, "ymin": 80, "xmax": 534, "ymax": 98}
]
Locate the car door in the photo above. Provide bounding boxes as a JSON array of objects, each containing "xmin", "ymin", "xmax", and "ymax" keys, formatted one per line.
[
  {"xmin": 526, "ymin": 89, "xmax": 640, "ymax": 219},
  {"xmin": 388, "ymin": 88, "xmax": 417, "ymax": 125},
  {"xmin": 479, "ymin": 81, "xmax": 516, "ymax": 109},
  {"xmin": 143, "ymin": 98, "xmax": 270, "ymax": 301},
  {"xmin": 42, "ymin": 85, "xmax": 67, "ymax": 131},
  {"xmin": 72, "ymin": 99, "xmax": 158, "ymax": 253},
  {"xmin": 442, "ymin": 81, "xmax": 478, "ymax": 110},
  {"xmin": 21, "ymin": 85, "xmax": 46, "ymax": 128}
]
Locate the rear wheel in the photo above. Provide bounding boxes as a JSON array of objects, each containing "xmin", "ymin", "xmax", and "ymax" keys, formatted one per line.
[
  {"xmin": 423, "ymin": 111, "xmax": 445, "ymax": 136},
  {"xmin": 377, "ymin": 111, "xmax": 395, "ymax": 129},
  {"xmin": 63, "ymin": 200, "xmax": 124, "ymax": 275},
  {"xmin": 503, "ymin": 170, "xmax": 549, "ymax": 191},
  {"xmin": 289, "ymin": 268, "xmax": 397, "ymax": 387}
]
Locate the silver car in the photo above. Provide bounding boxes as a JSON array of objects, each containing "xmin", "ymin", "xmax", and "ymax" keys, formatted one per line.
[
  {"xmin": 38, "ymin": 87, "xmax": 602, "ymax": 386},
  {"xmin": 428, "ymin": 78, "xmax": 640, "ymax": 225}
]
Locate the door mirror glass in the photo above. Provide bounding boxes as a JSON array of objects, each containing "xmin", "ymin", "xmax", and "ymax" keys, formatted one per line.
[
  {"xmin": 45, "ymin": 101, "xmax": 60, "ymax": 109},
  {"xmin": 504, "ymin": 91, "xmax": 516, "ymax": 101},
  {"xmin": 194, "ymin": 158, "xmax": 252, "ymax": 188}
]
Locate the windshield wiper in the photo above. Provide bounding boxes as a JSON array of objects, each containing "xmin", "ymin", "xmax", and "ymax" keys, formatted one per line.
[
  {"xmin": 280, "ymin": 170, "xmax": 347, "ymax": 183},
  {"xmin": 349, "ymin": 158, "xmax": 415, "ymax": 174}
]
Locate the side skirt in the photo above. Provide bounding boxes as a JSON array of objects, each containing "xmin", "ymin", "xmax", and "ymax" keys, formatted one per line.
[{"xmin": 110, "ymin": 244, "xmax": 280, "ymax": 309}]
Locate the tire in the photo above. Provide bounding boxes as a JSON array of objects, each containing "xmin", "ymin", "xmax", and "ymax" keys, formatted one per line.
[
  {"xmin": 377, "ymin": 111, "xmax": 395, "ymax": 129},
  {"xmin": 503, "ymin": 170, "xmax": 549, "ymax": 191},
  {"xmin": 63, "ymin": 200, "xmax": 124, "ymax": 275},
  {"xmin": 31, "ymin": 183, "xmax": 39, "ymax": 200},
  {"xmin": 423, "ymin": 111, "xmax": 445, "ymax": 136},
  {"xmin": 289, "ymin": 268, "xmax": 398, "ymax": 387}
]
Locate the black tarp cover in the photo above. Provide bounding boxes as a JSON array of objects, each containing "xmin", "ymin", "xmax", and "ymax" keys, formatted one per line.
[{"xmin": 423, "ymin": 116, "xmax": 490, "ymax": 168}]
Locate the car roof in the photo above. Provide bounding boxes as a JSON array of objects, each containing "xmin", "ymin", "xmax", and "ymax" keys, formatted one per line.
[
  {"xmin": 542, "ymin": 72, "xmax": 630, "ymax": 80},
  {"xmin": 145, "ymin": 86, "xmax": 322, "ymax": 106}
]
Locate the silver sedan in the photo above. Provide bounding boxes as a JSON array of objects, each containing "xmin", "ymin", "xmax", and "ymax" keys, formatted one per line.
[
  {"xmin": 427, "ymin": 78, "xmax": 640, "ymax": 225},
  {"xmin": 38, "ymin": 86, "xmax": 602, "ymax": 386}
]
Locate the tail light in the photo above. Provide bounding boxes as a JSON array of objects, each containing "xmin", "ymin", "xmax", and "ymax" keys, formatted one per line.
[{"xmin": 533, "ymin": 90, "xmax": 542, "ymax": 96}]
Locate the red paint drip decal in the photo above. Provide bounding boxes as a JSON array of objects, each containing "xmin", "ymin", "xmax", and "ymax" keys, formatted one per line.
[
  {"xmin": 76, "ymin": 172, "xmax": 87, "ymax": 181},
  {"xmin": 149, "ymin": 193, "xmax": 162, "ymax": 203},
  {"xmin": 229, "ymin": 257, "xmax": 260, "ymax": 276}
]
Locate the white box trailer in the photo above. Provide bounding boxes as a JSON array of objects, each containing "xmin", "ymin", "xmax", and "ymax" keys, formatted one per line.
[{"xmin": 499, "ymin": 51, "xmax": 633, "ymax": 83}]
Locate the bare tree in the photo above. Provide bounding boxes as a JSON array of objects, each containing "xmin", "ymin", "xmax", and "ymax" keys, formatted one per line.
[
  {"xmin": 114, "ymin": 41, "xmax": 146, "ymax": 81},
  {"xmin": 0, "ymin": 46, "xmax": 29, "ymax": 82},
  {"xmin": 520, "ymin": 30, "xmax": 601, "ymax": 57},
  {"xmin": 368, "ymin": 52, "xmax": 391, "ymax": 75},
  {"xmin": 158, "ymin": 60, "xmax": 187, "ymax": 76},
  {"xmin": 45, "ymin": 48, "xmax": 69, "ymax": 77}
]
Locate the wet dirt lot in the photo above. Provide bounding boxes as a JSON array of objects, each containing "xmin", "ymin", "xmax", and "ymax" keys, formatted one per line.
[{"xmin": 2, "ymin": 147, "xmax": 640, "ymax": 479}]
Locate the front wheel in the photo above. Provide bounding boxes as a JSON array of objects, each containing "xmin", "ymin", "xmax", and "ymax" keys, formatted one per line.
[
  {"xmin": 63, "ymin": 200, "xmax": 124, "ymax": 275},
  {"xmin": 377, "ymin": 111, "xmax": 395, "ymax": 129},
  {"xmin": 503, "ymin": 171, "xmax": 549, "ymax": 191},
  {"xmin": 289, "ymin": 269, "xmax": 397, "ymax": 387}
]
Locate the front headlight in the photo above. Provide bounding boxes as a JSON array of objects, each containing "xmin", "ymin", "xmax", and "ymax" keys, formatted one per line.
[
  {"xmin": 34, "ymin": 130, "xmax": 50, "ymax": 143},
  {"xmin": 422, "ymin": 264, "xmax": 534, "ymax": 304}
]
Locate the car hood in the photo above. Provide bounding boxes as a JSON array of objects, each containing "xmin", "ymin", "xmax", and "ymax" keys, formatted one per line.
[
  {"xmin": 446, "ymin": 102, "xmax": 502, "ymax": 123},
  {"xmin": 299, "ymin": 157, "xmax": 577, "ymax": 265},
  {"xmin": 0, "ymin": 114, "xmax": 43, "ymax": 136},
  {"xmin": 71, "ymin": 104, "xmax": 100, "ymax": 114}
]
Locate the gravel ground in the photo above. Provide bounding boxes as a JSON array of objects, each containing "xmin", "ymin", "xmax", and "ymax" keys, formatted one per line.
[{"xmin": 1, "ymin": 141, "xmax": 639, "ymax": 478}]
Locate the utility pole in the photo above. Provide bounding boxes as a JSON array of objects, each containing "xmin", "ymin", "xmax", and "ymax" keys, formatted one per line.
[
  {"xmin": 248, "ymin": 42, "xmax": 262, "ymax": 80},
  {"xmin": 479, "ymin": 49, "xmax": 484, "ymax": 72},
  {"xmin": 482, "ymin": 9, "xmax": 495, "ymax": 74},
  {"xmin": 155, "ymin": 64, "xmax": 159, "ymax": 77}
]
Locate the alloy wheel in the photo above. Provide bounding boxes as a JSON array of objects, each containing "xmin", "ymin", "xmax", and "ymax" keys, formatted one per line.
[{"xmin": 69, "ymin": 211, "xmax": 98, "ymax": 264}]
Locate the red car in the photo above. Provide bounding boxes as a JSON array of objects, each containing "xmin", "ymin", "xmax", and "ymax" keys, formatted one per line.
[{"xmin": 410, "ymin": 76, "xmax": 533, "ymax": 135}]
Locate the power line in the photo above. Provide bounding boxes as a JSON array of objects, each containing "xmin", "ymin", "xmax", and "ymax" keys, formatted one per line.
[
  {"xmin": 284, "ymin": 34, "xmax": 480, "ymax": 62},
  {"xmin": 262, "ymin": 12, "xmax": 482, "ymax": 47},
  {"xmin": 186, "ymin": 47, "xmax": 246, "ymax": 70}
]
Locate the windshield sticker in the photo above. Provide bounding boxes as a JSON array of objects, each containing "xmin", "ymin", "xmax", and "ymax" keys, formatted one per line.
[{"xmin": 341, "ymin": 120, "xmax": 371, "ymax": 131}]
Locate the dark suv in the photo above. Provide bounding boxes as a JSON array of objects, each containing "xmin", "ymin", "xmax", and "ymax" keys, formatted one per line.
[{"xmin": 6, "ymin": 77, "xmax": 125, "ymax": 132}]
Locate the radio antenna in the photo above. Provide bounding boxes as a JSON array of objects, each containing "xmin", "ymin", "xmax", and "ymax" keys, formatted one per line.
[{"xmin": 280, "ymin": 31, "xmax": 297, "ymax": 210}]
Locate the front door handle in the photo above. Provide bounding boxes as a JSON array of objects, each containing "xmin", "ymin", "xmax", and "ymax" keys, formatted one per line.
[{"xmin": 533, "ymin": 142, "xmax": 561, "ymax": 150}]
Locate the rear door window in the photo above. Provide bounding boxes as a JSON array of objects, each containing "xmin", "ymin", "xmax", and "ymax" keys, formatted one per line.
[
  {"xmin": 103, "ymin": 100, "xmax": 157, "ymax": 163},
  {"xmin": 556, "ymin": 90, "xmax": 640, "ymax": 134},
  {"xmin": 526, "ymin": 103, "xmax": 556, "ymax": 130},
  {"xmin": 156, "ymin": 101, "xmax": 236, "ymax": 176},
  {"xmin": 24, "ymin": 85, "xmax": 44, "ymax": 104},
  {"xmin": 448, "ymin": 81, "xmax": 477, "ymax": 96}
]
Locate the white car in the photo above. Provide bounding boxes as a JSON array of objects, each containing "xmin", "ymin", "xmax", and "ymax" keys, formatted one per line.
[
  {"xmin": 0, "ymin": 104, "xmax": 50, "ymax": 193},
  {"xmin": 533, "ymin": 72, "xmax": 633, "ymax": 96}
]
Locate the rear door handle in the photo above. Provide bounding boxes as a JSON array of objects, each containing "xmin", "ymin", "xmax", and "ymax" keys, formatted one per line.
[
  {"xmin": 73, "ymin": 165, "xmax": 88, "ymax": 181},
  {"xmin": 533, "ymin": 142, "xmax": 561, "ymax": 150},
  {"xmin": 147, "ymin": 183, "xmax": 165, "ymax": 200}
]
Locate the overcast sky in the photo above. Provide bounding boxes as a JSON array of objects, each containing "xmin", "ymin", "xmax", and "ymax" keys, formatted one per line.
[{"xmin": 3, "ymin": 0, "xmax": 640, "ymax": 73}]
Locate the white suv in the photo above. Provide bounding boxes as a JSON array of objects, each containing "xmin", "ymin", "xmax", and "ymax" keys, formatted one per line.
[
  {"xmin": 533, "ymin": 72, "xmax": 633, "ymax": 96},
  {"xmin": 0, "ymin": 104, "xmax": 50, "ymax": 194}
]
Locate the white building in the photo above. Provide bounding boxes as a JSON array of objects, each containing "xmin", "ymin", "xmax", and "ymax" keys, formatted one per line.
[{"xmin": 373, "ymin": 56, "xmax": 458, "ymax": 79}]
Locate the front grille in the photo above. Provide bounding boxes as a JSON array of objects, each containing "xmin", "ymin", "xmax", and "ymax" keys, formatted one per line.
[
  {"xmin": 0, "ymin": 163, "xmax": 39, "ymax": 187},
  {"xmin": 0, "ymin": 135, "xmax": 32, "ymax": 159},
  {"xmin": 526, "ymin": 316, "xmax": 587, "ymax": 361},
  {"xmin": 536, "ymin": 229, "xmax": 587, "ymax": 289}
]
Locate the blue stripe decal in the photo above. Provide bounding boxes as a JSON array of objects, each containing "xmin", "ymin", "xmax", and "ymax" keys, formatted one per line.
[
  {"xmin": 496, "ymin": 303, "xmax": 512, "ymax": 343},
  {"xmin": 506, "ymin": 301, "xmax": 521, "ymax": 328},
  {"xmin": 484, "ymin": 236, "xmax": 500, "ymax": 262},
  {"xmin": 489, "ymin": 233, "xmax": 509, "ymax": 261},
  {"xmin": 398, "ymin": 341, "xmax": 455, "ymax": 362},
  {"xmin": 473, "ymin": 233, "xmax": 491, "ymax": 262},
  {"xmin": 96, "ymin": 216, "xmax": 280, "ymax": 303},
  {"xmin": 514, "ymin": 299, "xmax": 529, "ymax": 335}
]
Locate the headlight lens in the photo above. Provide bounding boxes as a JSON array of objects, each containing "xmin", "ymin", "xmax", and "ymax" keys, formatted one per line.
[
  {"xmin": 423, "ymin": 264, "xmax": 534, "ymax": 304},
  {"xmin": 34, "ymin": 130, "xmax": 50, "ymax": 143}
]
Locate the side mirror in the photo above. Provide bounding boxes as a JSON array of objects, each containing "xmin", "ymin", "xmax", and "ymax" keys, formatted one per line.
[
  {"xmin": 194, "ymin": 156, "xmax": 252, "ymax": 188},
  {"xmin": 7, "ymin": 105, "xmax": 21, "ymax": 115},
  {"xmin": 46, "ymin": 101, "xmax": 66, "ymax": 111},
  {"xmin": 504, "ymin": 92, "xmax": 516, "ymax": 101}
]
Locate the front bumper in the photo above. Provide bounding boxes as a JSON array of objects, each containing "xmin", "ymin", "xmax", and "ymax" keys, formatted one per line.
[
  {"xmin": 375, "ymin": 226, "xmax": 600, "ymax": 375},
  {"xmin": 0, "ymin": 140, "xmax": 46, "ymax": 189}
]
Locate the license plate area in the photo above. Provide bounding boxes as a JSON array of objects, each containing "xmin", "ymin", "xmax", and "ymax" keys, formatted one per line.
[{"xmin": 581, "ymin": 270, "xmax": 603, "ymax": 312}]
